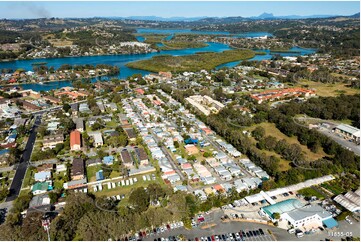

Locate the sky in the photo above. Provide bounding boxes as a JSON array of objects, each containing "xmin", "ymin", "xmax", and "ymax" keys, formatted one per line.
[{"xmin": 0, "ymin": 1, "xmax": 359, "ymax": 19}]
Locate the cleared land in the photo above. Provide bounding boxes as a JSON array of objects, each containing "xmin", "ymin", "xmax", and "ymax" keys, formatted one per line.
[
  {"xmin": 297, "ymin": 80, "xmax": 359, "ymax": 97},
  {"xmin": 126, "ymin": 49, "xmax": 256, "ymax": 72}
]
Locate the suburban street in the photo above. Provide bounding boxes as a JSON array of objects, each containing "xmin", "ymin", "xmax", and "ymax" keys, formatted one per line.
[{"xmin": 5, "ymin": 115, "xmax": 42, "ymax": 202}]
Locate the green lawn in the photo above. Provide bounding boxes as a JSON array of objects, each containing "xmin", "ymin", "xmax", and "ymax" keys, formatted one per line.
[
  {"xmin": 53, "ymin": 172, "xmax": 67, "ymax": 190},
  {"xmin": 106, "ymin": 120, "xmax": 118, "ymax": 128},
  {"xmin": 298, "ymin": 187, "xmax": 325, "ymax": 199},
  {"xmin": 22, "ymin": 168, "xmax": 35, "ymax": 189},
  {"xmin": 89, "ymin": 172, "xmax": 168, "ymax": 201},
  {"xmin": 86, "ymin": 165, "xmax": 102, "ymax": 182}
]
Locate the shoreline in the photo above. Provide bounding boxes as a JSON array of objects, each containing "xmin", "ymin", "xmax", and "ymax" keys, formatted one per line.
[
  {"xmin": 0, "ymin": 74, "xmax": 117, "ymax": 88},
  {"xmin": 0, "ymin": 49, "xmax": 160, "ymax": 64}
]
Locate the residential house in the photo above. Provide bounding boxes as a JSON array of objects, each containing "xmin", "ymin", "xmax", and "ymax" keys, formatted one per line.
[
  {"xmin": 103, "ymin": 155, "xmax": 114, "ymax": 165},
  {"xmin": 70, "ymin": 130, "xmax": 81, "ymax": 151},
  {"xmin": 89, "ymin": 132, "xmax": 103, "ymax": 147},
  {"xmin": 96, "ymin": 170, "xmax": 104, "ymax": 181},
  {"xmin": 32, "ymin": 182, "xmax": 49, "ymax": 195},
  {"xmin": 134, "ymin": 147, "xmax": 149, "ymax": 166},
  {"xmin": 34, "ymin": 171, "xmax": 51, "ymax": 182},
  {"xmin": 120, "ymin": 149, "xmax": 133, "ymax": 168},
  {"xmin": 124, "ymin": 128, "xmax": 137, "ymax": 141},
  {"xmin": 42, "ymin": 134, "xmax": 63, "ymax": 150},
  {"xmin": 75, "ymin": 118, "xmax": 84, "ymax": 132},
  {"xmin": 28, "ymin": 194, "xmax": 51, "ymax": 212},
  {"xmin": 63, "ymin": 178, "xmax": 88, "ymax": 193},
  {"xmin": 71, "ymin": 158, "xmax": 85, "ymax": 180}
]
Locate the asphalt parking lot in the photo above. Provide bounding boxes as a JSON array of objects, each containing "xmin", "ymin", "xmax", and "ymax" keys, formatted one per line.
[
  {"xmin": 145, "ymin": 220, "xmax": 281, "ymax": 241},
  {"xmin": 241, "ymin": 229, "xmax": 275, "ymax": 241}
]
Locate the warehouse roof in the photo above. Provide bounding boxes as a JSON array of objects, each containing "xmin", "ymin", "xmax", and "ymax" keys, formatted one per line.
[
  {"xmin": 262, "ymin": 199, "xmax": 304, "ymax": 218},
  {"xmin": 335, "ymin": 124, "xmax": 360, "ymax": 135},
  {"xmin": 286, "ymin": 204, "xmax": 331, "ymax": 221}
]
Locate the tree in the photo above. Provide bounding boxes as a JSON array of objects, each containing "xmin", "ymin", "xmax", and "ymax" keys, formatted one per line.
[
  {"xmin": 48, "ymin": 191, "xmax": 60, "ymax": 203},
  {"xmin": 128, "ymin": 187, "xmax": 150, "ymax": 212},
  {"xmin": 203, "ymin": 152, "xmax": 212, "ymax": 158},
  {"xmin": 214, "ymin": 71, "xmax": 226, "ymax": 82},
  {"xmin": 11, "ymin": 193, "xmax": 32, "ymax": 214},
  {"xmin": 273, "ymin": 212, "xmax": 280, "ymax": 220},
  {"xmin": 252, "ymin": 126, "xmax": 265, "ymax": 140},
  {"xmin": 50, "ymin": 193, "xmax": 96, "ymax": 241},
  {"xmin": 63, "ymin": 103, "xmax": 71, "ymax": 113}
]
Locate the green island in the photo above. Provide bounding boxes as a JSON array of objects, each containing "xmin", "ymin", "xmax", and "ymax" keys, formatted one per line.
[
  {"xmin": 159, "ymin": 41, "xmax": 209, "ymax": 50},
  {"xmin": 140, "ymin": 34, "xmax": 169, "ymax": 44},
  {"xmin": 126, "ymin": 49, "xmax": 256, "ymax": 72},
  {"xmin": 269, "ymin": 49, "xmax": 301, "ymax": 53}
]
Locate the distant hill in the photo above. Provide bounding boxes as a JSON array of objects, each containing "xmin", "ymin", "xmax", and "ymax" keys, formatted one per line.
[
  {"xmin": 250, "ymin": 12, "xmax": 340, "ymax": 20},
  {"xmin": 349, "ymin": 12, "xmax": 360, "ymax": 18}
]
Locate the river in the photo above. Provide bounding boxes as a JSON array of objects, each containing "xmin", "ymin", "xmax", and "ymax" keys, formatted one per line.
[{"xmin": 0, "ymin": 29, "xmax": 315, "ymax": 91}]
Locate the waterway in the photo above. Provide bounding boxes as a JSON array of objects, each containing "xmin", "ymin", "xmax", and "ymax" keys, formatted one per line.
[
  {"xmin": 215, "ymin": 46, "xmax": 317, "ymax": 69},
  {"xmin": 0, "ymin": 28, "xmax": 315, "ymax": 91}
]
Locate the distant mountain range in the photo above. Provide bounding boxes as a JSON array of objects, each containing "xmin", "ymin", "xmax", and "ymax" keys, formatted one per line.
[
  {"xmin": 107, "ymin": 16, "xmax": 208, "ymax": 21},
  {"xmin": 249, "ymin": 12, "xmax": 341, "ymax": 20},
  {"xmin": 107, "ymin": 12, "xmax": 359, "ymax": 21}
]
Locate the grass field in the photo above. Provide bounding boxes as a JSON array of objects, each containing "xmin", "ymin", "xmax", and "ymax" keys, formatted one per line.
[
  {"xmin": 249, "ymin": 122, "xmax": 328, "ymax": 162},
  {"xmin": 297, "ymin": 80, "xmax": 359, "ymax": 97},
  {"xmin": 89, "ymin": 172, "xmax": 169, "ymax": 206}
]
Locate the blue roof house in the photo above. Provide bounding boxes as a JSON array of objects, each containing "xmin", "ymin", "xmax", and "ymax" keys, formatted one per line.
[
  {"xmin": 184, "ymin": 138, "xmax": 198, "ymax": 145},
  {"xmin": 103, "ymin": 155, "xmax": 114, "ymax": 165},
  {"xmin": 96, "ymin": 170, "xmax": 104, "ymax": 181}
]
